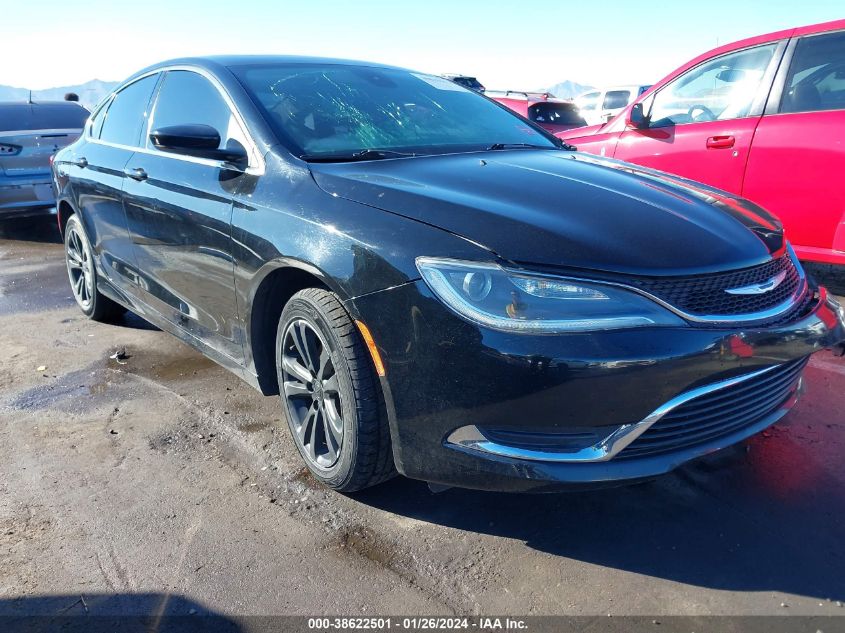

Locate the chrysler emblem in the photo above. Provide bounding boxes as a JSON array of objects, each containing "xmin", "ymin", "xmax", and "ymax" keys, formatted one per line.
[{"xmin": 725, "ymin": 271, "xmax": 787, "ymax": 295}]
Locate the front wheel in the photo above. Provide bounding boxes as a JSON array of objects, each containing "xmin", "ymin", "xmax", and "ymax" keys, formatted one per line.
[
  {"xmin": 275, "ymin": 288, "xmax": 394, "ymax": 492},
  {"xmin": 64, "ymin": 214, "xmax": 126, "ymax": 321}
]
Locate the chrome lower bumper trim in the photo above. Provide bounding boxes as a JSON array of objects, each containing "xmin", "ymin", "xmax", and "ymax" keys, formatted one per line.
[{"xmin": 446, "ymin": 364, "xmax": 803, "ymax": 463}]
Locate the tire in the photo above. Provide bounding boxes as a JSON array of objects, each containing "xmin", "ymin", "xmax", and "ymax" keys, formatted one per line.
[
  {"xmin": 275, "ymin": 288, "xmax": 395, "ymax": 492},
  {"xmin": 64, "ymin": 214, "xmax": 126, "ymax": 322}
]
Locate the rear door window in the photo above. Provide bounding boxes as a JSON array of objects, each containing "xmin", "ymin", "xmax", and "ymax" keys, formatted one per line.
[
  {"xmin": 780, "ymin": 30, "xmax": 845, "ymax": 113},
  {"xmin": 99, "ymin": 74, "xmax": 159, "ymax": 147}
]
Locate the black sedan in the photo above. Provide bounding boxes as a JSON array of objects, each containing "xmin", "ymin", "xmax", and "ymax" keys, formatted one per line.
[{"xmin": 52, "ymin": 56, "xmax": 845, "ymax": 492}]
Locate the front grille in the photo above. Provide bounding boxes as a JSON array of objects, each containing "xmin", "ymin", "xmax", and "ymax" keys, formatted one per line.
[
  {"xmin": 617, "ymin": 356, "xmax": 808, "ymax": 460},
  {"xmin": 627, "ymin": 255, "xmax": 802, "ymax": 317}
]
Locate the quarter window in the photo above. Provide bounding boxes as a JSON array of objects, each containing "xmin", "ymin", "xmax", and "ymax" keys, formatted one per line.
[
  {"xmin": 149, "ymin": 71, "xmax": 237, "ymax": 150},
  {"xmin": 89, "ymin": 103, "xmax": 108, "ymax": 139},
  {"xmin": 99, "ymin": 75, "xmax": 159, "ymax": 146},
  {"xmin": 780, "ymin": 31, "xmax": 845, "ymax": 114},
  {"xmin": 648, "ymin": 44, "xmax": 778, "ymax": 127}
]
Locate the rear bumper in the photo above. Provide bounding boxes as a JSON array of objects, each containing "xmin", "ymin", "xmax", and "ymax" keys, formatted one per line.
[
  {"xmin": 0, "ymin": 175, "xmax": 56, "ymax": 218},
  {"xmin": 350, "ymin": 282, "xmax": 845, "ymax": 492}
]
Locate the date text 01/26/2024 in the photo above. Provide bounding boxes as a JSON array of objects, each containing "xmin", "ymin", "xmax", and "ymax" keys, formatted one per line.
[{"xmin": 307, "ymin": 617, "xmax": 528, "ymax": 631}]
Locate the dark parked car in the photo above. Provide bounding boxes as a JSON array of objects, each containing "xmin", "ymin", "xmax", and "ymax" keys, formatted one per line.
[
  {"xmin": 52, "ymin": 56, "xmax": 845, "ymax": 492},
  {"xmin": 1, "ymin": 101, "xmax": 88, "ymax": 218},
  {"xmin": 488, "ymin": 91, "xmax": 586, "ymax": 134}
]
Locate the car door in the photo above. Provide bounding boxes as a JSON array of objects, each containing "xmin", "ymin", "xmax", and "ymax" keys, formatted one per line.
[
  {"xmin": 122, "ymin": 69, "xmax": 250, "ymax": 363},
  {"xmin": 742, "ymin": 29, "xmax": 845, "ymax": 262},
  {"xmin": 68, "ymin": 74, "xmax": 159, "ymax": 297},
  {"xmin": 613, "ymin": 42, "xmax": 784, "ymax": 194}
]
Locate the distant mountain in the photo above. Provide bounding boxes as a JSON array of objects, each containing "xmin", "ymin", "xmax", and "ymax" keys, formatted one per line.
[
  {"xmin": 546, "ymin": 80, "xmax": 593, "ymax": 100},
  {"xmin": 0, "ymin": 79, "xmax": 119, "ymax": 110}
]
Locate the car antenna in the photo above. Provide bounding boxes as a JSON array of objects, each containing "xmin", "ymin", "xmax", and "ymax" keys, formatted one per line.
[{"xmin": 27, "ymin": 90, "xmax": 33, "ymax": 104}]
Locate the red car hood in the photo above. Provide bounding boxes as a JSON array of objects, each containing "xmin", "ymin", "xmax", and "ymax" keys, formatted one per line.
[{"xmin": 555, "ymin": 123, "xmax": 606, "ymax": 141}]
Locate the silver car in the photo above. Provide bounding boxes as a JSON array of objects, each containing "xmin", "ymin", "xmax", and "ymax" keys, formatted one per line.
[{"xmin": 1, "ymin": 101, "xmax": 88, "ymax": 218}]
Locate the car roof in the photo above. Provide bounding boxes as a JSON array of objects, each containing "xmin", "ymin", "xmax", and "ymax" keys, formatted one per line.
[
  {"xmin": 672, "ymin": 18, "xmax": 845, "ymax": 81},
  {"xmin": 0, "ymin": 101, "xmax": 89, "ymax": 131},
  {"xmin": 488, "ymin": 91, "xmax": 569, "ymax": 104},
  {"xmin": 114, "ymin": 55, "xmax": 421, "ymax": 94},
  {"xmin": 136, "ymin": 55, "xmax": 410, "ymax": 76}
]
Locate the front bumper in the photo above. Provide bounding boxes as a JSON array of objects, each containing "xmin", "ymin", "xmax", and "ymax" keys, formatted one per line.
[{"xmin": 350, "ymin": 281, "xmax": 845, "ymax": 492}]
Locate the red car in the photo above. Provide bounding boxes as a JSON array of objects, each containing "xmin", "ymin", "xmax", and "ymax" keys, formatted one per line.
[
  {"xmin": 490, "ymin": 91, "xmax": 586, "ymax": 135},
  {"xmin": 559, "ymin": 19, "xmax": 845, "ymax": 274}
]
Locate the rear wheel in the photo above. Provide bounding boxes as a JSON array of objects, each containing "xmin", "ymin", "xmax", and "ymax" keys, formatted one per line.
[
  {"xmin": 64, "ymin": 214, "xmax": 126, "ymax": 321},
  {"xmin": 276, "ymin": 288, "xmax": 394, "ymax": 492}
]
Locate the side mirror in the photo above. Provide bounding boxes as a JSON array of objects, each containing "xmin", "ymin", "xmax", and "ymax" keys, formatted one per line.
[
  {"xmin": 150, "ymin": 124, "xmax": 248, "ymax": 165},
  {"xmin": 628, "ymin": 103, "xmax": 649, "ymax": 130}
]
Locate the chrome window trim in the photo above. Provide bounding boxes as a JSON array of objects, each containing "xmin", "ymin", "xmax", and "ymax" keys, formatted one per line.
[
  {"xmin": 446, "ymin": 361, "xmax": 802, "ymax": 463},
  {"xmin": 502, "ymin": 244, "xmax": 807, "ymax": 325},
  {"xmin": 88, "ymin": 65, "xmax": 265, "ymax": 176}
]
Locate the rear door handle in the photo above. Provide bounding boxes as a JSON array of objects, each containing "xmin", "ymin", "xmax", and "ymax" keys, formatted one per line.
[
  {"xmin": 124, "ymin": 167, "xmax": 148, "ymax": 181},
  {"xmin": 72, "ymin": 157, "xmax": 88, "ymax": 168},
  {"xmin": 706, "ymin": 135, "xmax": 735, "ymax": 149}
]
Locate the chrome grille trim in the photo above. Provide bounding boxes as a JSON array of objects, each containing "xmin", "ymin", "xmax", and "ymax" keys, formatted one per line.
[{"xmin": 445, "ymin": 358, "xmax": 807, "ymax": 463}]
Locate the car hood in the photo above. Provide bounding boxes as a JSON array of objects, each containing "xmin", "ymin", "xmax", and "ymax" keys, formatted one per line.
[
  {"xmin": 309, "ymin": 150, "xmax": 784, "ymax": 276},
  {"xmin": 556, "ymin": 123, "xmax": 606, "ymax": 140}
]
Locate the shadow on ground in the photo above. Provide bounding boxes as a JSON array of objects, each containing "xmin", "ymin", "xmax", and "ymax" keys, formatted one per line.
[
  {"xmin": 0, "ymin": 218, "xmax": 157, "ymax": 331},
  {"xmin": 0, "ymin": 593, "xmax": 240, "ymax": 632},
  {"xmin": 355, "ymin": 438, "xmax": 845, "ymax": 604},
  {"xmin": 0, "ymin": 216, "xmax": 62, "ymax": 244}
]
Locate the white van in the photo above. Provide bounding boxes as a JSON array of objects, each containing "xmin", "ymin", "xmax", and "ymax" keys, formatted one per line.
[{"xmin": 574, "ymin": 85, "xmax": 651, "ymax": 126}]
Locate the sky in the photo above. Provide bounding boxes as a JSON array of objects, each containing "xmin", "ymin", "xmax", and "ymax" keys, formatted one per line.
[{"xmin": 3, "ymin": 0, "xmax": 844, "ymax": 91}]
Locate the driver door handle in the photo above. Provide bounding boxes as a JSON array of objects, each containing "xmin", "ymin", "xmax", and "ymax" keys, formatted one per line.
[
  {"xmin": 124, "ymin": 167, "xmax": 148, "ymax": 181},
  {"xmin": 71, "ymin": 157, "xmax": 88, "ymax": 168},
  {"xmin": 706, "ymin": 135, "xmax": 735, "ymax": 149}
]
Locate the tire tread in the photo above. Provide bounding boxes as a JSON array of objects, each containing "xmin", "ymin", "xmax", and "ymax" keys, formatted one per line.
[{"xmin": 282, "ymin": 288, "xmax": 395, "ymax": 491}]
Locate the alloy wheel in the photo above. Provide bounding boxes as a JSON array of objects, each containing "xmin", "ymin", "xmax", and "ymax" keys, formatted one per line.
[
  {"xmin": 65, "ymin": 224, "xmax": 94, "ymax": 310},
  {"xmin": 281, "ymin": 319, "xmax": 344, "ymax": 469}
]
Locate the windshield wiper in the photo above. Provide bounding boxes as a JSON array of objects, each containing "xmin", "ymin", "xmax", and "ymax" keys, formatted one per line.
[
  {"xmin": 487, "ymin": 141, "xmax": 576, "ymax": 151},
  {"xmin": 301, "ymin": 149, "xmax": 419, "ymax": 163}
]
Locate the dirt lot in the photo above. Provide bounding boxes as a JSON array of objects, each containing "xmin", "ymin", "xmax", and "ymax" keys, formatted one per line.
[{"xmin": 2, "ymin": 216, "xmax": 845, "ymax": 621}]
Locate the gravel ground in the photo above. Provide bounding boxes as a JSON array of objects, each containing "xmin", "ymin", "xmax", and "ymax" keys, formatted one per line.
[{"xmin": 1, "ymin": 216, "xmax": 845, "ymax": 622}]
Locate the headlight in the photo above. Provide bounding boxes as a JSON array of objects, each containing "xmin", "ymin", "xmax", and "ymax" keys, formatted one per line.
[{"xmin": 416, "ymin": 257, "xmax": 685, "ymax": 333}]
